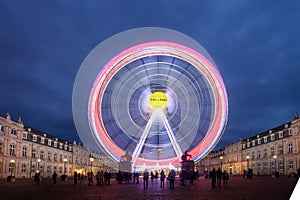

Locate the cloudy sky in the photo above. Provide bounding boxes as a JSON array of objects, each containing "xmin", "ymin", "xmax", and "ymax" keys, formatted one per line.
[{"xmin": 1, "ymin": 0, "xmax": 299, "ymax": 150}]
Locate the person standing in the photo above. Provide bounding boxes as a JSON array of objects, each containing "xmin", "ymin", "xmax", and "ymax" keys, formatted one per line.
[
  {"xmin": 211, "ymin": 168, "xmax": 217, "ymax": 187},
  {"xmin": 216, "ymin": 168, "xmax": 222, "ymax": 187},
  {"xmin": 143, "ymin": 169, "xmax": 149, "ymax": 189},
  {"xmin": 160, "ymin": 170, "xmax": 165, "ymax": 188},
  {"xmin": 168, "ymin": 169, "xmax": 176, "ymax": 190},
  {"xmin": 52, "ymin": 171, "xmax": 57, "ymax": 186},
  {"xmin": 222, "ymin": 170, "xmax": 230, "ymax": 187},
  {"xmin": 73, "ymin": 171, "xmax": 78, "ymax": 185}
]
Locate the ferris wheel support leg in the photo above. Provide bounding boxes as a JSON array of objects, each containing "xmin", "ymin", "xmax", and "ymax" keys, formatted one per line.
[
  {"xmin": 131, "ymin": 110, "xmax": 156, "ymax": 165},
  {"xmin": 160, "ymin": 109, "xmax": 183, "ymax": 157}
]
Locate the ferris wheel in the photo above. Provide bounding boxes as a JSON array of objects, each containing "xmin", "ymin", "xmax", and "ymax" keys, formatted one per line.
[{"xmin": 72, "ymin": 27, "xmax": 228, "ymax": 168}]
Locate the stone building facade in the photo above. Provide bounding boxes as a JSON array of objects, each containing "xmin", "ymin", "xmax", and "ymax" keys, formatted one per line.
[
  {"xmin": 0, "ymin": 113, "xmax": 118, "ymax": 179},
  {"xmin": 196, "ymin": 113, "xmax": 300, "ymax": 176}
]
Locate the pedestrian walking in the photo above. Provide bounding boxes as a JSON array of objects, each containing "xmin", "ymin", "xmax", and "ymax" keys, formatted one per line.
[
  {"xmin": 211, "ymin": 168, "xmax": 217, "ymax": 187},
  {"xmin": 160, "ymin": 170, "xmax": 165, "ymax": 188},
  {"xmin": 168, "ymin": 169, "xmax": 176, "ymax": 189},
  {"xmin": 73, "ymin": 171, "xmax": 78, "ymax": 185},
  {"xmin": 52, "ymin": 171, "xmax": 57, "ymax": 185},
  {"xmin": 222, "ymin": 170, "xmax": 229, "ymax": 187},
  {"xmin": 143, "ymin": 169, "xmax": 149, "ymax": 189}
]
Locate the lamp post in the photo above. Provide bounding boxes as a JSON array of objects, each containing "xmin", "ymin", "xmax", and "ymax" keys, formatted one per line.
[
  {"xmin": 246, "ymin": 155, "xmax": 250, "ymax": 169},
  {"xmin": 90, "ymin": 157, "xmax": 94, "ymax": 172},
  {"xmin": 37, "ymin": 159, "xmax": 41, "ymax": 173},
  {"xmin": 220, "ymin": 156, "xmax": 223, "ymax": 170},
  {"xmin": 10, "ymin": 159, "xmax": 15, "ymax": 177}
]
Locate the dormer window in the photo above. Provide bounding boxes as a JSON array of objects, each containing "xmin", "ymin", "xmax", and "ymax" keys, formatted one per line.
[
  {"xmin": 41, "ymin": 137, "xmax": 45, "ymax": 144},
  {"xmin": 48, "ymin": 140, "xmax": 51, "ymax": 146},
  {"xmin": 271, "ymin": 134, "xmax": 275, "ymax": 141},
  {"xmin": 32, "ymin": 135, "xmax": 37, "ymax": 142}
]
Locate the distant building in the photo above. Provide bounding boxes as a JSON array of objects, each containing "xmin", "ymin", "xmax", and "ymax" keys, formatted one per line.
[
  {"xmin": 0, "ymin": 113, "xmax": 118, "ymax": 179},
  {"xmin": 196, "ymin": 113, "xmax": 300, "ymax": 176}
]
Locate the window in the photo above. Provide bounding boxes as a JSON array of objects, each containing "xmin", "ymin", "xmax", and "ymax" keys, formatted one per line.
[
  {"xmin": 10, "ymin": 144, "xmax": 15, "ymax": 155},
  {"xmin": 64, "ymin": 145, "xmax": 68, "ymax": 150},
  {"xmin": 0, "ymin": 141, "xmax": 2, "ymax": 153},
  {"xmin": 22, "ymin": 132, "xmax": 27, "ymax": 139},
  {"xmin": 264, "ymin": 136, "xmax": 268, "ymax": 143},
  {"xmin": 60, "ymin": 155, "xmax": 63, "ymax": 162},
  {"xmin": 279, "ymin": 160, "xmax": 284, "ymax": 171},
  {"xmin": 33, "ymin": 135, "xmax": 37, "ymax": 142},
  {"xmin": 47, "ymin": 166, "xmax": 51, "ymax": 173},
  {"xmin": 271, "ymin": 134, "xmax": 275, "ymax": 141},
  {"xmin": 11, "ymin": 128, "xmax": 16, "ymax": 135},
  {"xmin": 288, "ymin": 143, "xmax": 293, "ymax": 153},
  {"xmin": 289, "ymin": 130, "xmax": 293, "ymax": 135},
  {"xmin": 54, "ymin": 153, "xmax": 57, "ymax": 161},
  {"xmin": 48, "ymin": 152, "xmax": 51, "ymax": 161},
  {"xmin": 257, "ymin": 163, "xmax": 261, "ymax": 171},
  {"xmin": 242, "ymin": 144, "xmax": 246, "ymax": 149},
  {"xmin": 22, "ymin": 146, "xmax": 27, "ymax": 157},
  {"xmin": 279, "ymin": 145, "xmax": 283, "ymax": 155},
  {"xmin": 257, "ymin": 150, "xmax": 261, "ymax": 159},
  {"xmin": 31, "ymin": 164, "xmax": 35, "ymax": 173},
  {"xmin": 59, "ymin": 143, "xmax": 63, "ymax": 149},
  {"xmin": 21, "ymin": 163, "xmax": 26, "ymax": 173},
  {"xmin": 252, "ymin": 140, "xmax": 255, "ymax": 146},
  {"xmin": 247, "ymin": 142, "xmax": 250, "ymax": 148},
  {"xmin": 9, "ymin": 162, "xmax": 14, "ymax": 173},
  {"xmin": 279, "ymin": 132, "xmax": 283, "ymax": 138},
  {"xmin": 32, "ymin": 149, "xmax": 36, "ymax": 158},
  {"xmin": 263, "ymin": 149, "xmax": 267, "ymax": 158},
  {"xmin": 271, "ymin": 161, "xmax": 275, "ymax": 171},
  {"xmin": 289, "ymin": 160, "xmax": 294, "ymax": 170},
  {"xmin": 40, "ymin": 151, "xmax": 44, "ymax": 159},
  {"xmin": 0, "ymin": 125, "xmax": 3, "ymax": 131},
  {"xmin": 264, "ymin": 162, "xmax": 268, "ymax": 172},
  {"xmin": 69, "ymin": 146, "xmax": 72, "ymax": 151},
  {"xmin": 41, "ymin": 137, "xmax": 45, "ymax": 144},
  {"xmin": 257, "ymin": 138, "xmax": 261, "ymax": 144},
  {"xmin": 271, "ymin": 146, "xmax": 275, "ymax": 155},
  {"xmin": 251, "ymin": 151, "xmax": 255, "ymax": 159},
  {"xmin": 59, "ymin": 167, "xmax": 62, "ymax": 173},
  {"xmin": 48, "ymin": 140, "xmax": 51, "ymax": 146},
  {"xmin": 54, "ymin": 142, "xmax": 57, "ymax": 148}
]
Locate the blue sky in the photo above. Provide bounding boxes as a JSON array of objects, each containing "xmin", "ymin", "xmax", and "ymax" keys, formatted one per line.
[{"xmin": 1, "ymin": 0, "xmax": 300, "ymax": 150}]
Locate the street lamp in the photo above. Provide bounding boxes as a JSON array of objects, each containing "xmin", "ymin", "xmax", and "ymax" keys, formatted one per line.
[
  {"xmin": 37, "ymin": 159, "xmax": 41, "ymax": 173},
  {"xmin": 63, "ymin": 158, "xmax": 68, "ymax": 176},
  {"xmin": 10, "ymin": 159, "xmax": 15, "ymax": 177},
  {"xmin": 220, "ymin": 156, "xmax": 223, "ymax": 170},
  {"xmin": 246, "ymin": 155, "xmax": 250, "ymax": 169},
  {"xmin": 90, "ymin": 157, "xmax": 94, "ymax": 172}
]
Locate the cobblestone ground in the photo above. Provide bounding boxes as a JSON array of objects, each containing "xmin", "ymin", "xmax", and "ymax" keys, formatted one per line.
[{"xmin": 0, "ymin": 176, "xmax": 298, "ymax": 200}]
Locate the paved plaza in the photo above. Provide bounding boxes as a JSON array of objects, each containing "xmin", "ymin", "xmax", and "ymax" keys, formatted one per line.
[{"xmin": 0, "ymin": 176, "xmax": 298, "ymax": 200}]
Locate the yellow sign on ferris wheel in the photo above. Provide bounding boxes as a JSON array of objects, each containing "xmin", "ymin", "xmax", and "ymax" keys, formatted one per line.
[{"xmin": 149, "ymin": 92, "xmax": 168, "ymax": 109}]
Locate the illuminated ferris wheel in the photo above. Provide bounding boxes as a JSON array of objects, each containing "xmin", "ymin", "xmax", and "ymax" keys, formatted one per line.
[{"xmin": 72, "ymin": 27, "xmax": 228, "ymax": 168}]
